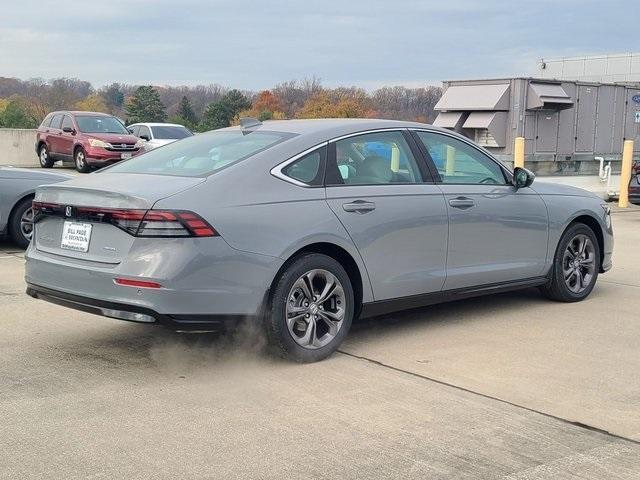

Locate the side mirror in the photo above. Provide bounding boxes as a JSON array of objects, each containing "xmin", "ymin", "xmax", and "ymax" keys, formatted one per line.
[
  {"xmin": 127, "ymin": 128, "xmax": 135, "ymax": 134},
  {"xmin": 62, "ymin": 126, "xmax": 75, "ymax": 134},
  {"xmin": 139, "ymin": 135, "xmax": 150, "ymax": 141},
  {"xmin": 513, "ymin": 167, "xmax": 535, "ymax": 189}
]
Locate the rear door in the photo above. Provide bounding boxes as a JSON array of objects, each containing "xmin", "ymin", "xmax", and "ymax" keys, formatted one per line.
[
  {"xmin": 47, "ymin": 114, "xmax": 64, "ymax": 156},
  {"xmin": 324, "ymin": 130, "xmax": 448, "ymax": 300},
  {"xmin": 412, "ymin": 130, "xmax": 549, "ymax": 290},
  {"xmin": 58, "ymin": 115, "xmax": 76, "ymax": 159}
]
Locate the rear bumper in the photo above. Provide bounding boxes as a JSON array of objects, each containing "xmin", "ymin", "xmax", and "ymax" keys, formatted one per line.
[{"xmin": 26, "ymin": 284, "xmax": 243, "ymax": 331}]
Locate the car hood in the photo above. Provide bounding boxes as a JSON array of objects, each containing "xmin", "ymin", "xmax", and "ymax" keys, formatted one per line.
[
  {"xmin": 0, "ymin": 166, "xmax": 74, "ymax": 182},
  {"xmin": 85, "ymin": 133, "xmax": 140, "ymax": 144},
  {"xmin": 531, "ymin": 181, "xmax": 600, "ymax": 198}
]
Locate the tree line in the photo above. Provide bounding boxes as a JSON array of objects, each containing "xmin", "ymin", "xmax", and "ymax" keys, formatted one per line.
[{"xmin": 0, "ymin": 76, "xmax": 442, "ymax": 131}]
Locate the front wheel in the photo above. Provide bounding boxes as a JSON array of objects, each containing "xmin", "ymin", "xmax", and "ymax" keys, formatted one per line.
[
  {"xmin": 540, "ymin": 223, "xmax": 600, "ymax": 302},
  {"xmin": 265, "ymin": 254, "xmax": 354, "ymax": 363},
  {"xmin": 74, "ymin": 148, "xmax": 91, "ymax": 173}
]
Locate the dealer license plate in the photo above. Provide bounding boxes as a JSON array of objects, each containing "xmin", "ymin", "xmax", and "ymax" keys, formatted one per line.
[
  {"xmin": 121, "ymin": 153, "xmax": 132, "ymax": 159},
  {"xmin": 61, "ymin": 221, "xmax": 92, "ymax": 253}
]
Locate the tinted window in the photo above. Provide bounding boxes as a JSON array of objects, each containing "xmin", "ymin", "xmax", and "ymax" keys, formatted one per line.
[
  {"xmin": 61, "ymin": 115, "xmax": 74, "ymax": 130},
  {"xmin": 138, "ymin": 125, "xmax": 151, "ymax": 139},
  {"xmin": 151, "ymin": 125, "xmax": 192, "ymax": 140},
  {"xmin": 416, "ymin": 131, "xmax": 506, "ymax": 185},
  {"xmin": 106, "ymin": 130, "xmax": 293, "ymax": 177},
  {"xmin": 282, "ymin": 148, "xmax": 325, "ymax": 185},
  {"xmin": 328, "ymin": 131, "xmax": 422, "ymax": 185},
  {"xmin": 76, "ymin": 115, "xmax": 128, "ymax": 134},
  {"xmin": 50, "ymin": 114, "xmax": 63, "ymax": 129}
]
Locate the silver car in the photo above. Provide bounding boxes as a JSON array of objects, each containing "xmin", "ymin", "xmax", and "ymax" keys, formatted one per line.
[
  {"xmin": 127, "ymin": 123, "xmax": 193, "ymax": 152},
  {"xmin": 0, "ymin": 167, "xmax": 73, "ymax": 248},
  {"xmin": 25, "ymin": 119, "xmax": 614, "ymax": 362}
]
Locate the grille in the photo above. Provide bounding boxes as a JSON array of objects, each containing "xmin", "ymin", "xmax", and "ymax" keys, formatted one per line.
[{"xmin": 106, "ymin": 143, "xmax": 138, "ymax": 151}]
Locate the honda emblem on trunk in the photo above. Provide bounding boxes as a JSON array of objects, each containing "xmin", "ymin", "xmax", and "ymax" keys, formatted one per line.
[{"xmin": 65, "ymin": 206, "xmax": 72, "ymax": 217}]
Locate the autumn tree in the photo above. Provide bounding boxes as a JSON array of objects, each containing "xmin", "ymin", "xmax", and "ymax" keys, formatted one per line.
[
  {"xmin": 237, "ymin": 90, "xmax": 286, "ymax": 122},
  {"xmin": 296, "ymin": 91, "xmax": 371, "ymax": 119},
  {"xmin": 0, "ymin": 96, "xmax": 40, "ymax": 128},
  {"xmin": 75, "ymin": 94, "xmax": 108, "ymax": 113},
  {"xmin": 125, "ymin": 86, "xmax": 167, "ymax": 123}
]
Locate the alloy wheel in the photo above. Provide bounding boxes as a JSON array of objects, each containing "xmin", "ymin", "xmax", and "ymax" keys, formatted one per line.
[
  {"xmin": 20, "ymin": 207, "xmax": 34, "ymax": 242},
  {"xmin": 285, "ymin": 269, "xmax": 346, "ymax": 349},
  {"xmin": 563, "ymin": 234, "xmax": 596, "ymax": 294},
  {"xmin": 75, "ymin": 150, "xmax": 85, "ymax": 169},
  {"xmin": 39, "ymin": 147, "xmax": 48, "ymax": 166}
]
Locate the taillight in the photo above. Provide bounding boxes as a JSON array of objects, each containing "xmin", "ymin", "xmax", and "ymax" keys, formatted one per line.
[
  {"xmin": 32, "ymin": 202, "xmax": 218, "ymax": 238},
  {"xmin": 114, "ymin": 278, "xmax": 162, "ymax": 288}
]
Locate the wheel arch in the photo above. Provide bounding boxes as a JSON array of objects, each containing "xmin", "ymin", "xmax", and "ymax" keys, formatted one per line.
[
  {"xmin": 567, "ymin": 214, "xmax": 605, "ymax": 272},
  {"xmin": 269, "ymin": 242, "xmax": 368, "ymax": 318},
  {"xmin": 7, "ymin": 192, "xmax": 35, "ymax": 232}
]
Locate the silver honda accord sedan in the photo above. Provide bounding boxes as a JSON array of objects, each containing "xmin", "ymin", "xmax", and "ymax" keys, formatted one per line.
[{"xmin": 25, "ymin": 118, "xmax": 614, "ymax": 362}]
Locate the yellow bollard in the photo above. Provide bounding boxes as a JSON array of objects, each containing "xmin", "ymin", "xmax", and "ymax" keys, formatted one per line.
[
  {"xmin": 445, "ymin": 145, "xmax": 456, "ymax": 176},
  {"xmin": 618, "ymin": 140, "xmax": 634, "ymax": 208},
  {"xmin": 514, "ymin": 137, "xmax": 525, "ymax": 169}
]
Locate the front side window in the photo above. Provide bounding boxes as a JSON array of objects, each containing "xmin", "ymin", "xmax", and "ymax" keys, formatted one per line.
[
  {"xmin": 415, "ymin": 131, "xmax": 506, "ymax": 185},
  {"xmin": 327, "ymin": 131, "xmax": 423, "ymax": 185},
  {"xmin": 282, "ymin": 147, "xmax": 325, "ymax": 185},
  {"xmin": 151, "ymin": 125, "xmax": 192, "ymax": 140},
  {"xmin": 61, "ymin": 115, "xmax": 74, "ymax": 130},
  {"xmin": 76, "ymin": 115, "xmax": 128, "ymax": 134},
  {"xmin": 106, "ymin": 130, "xmax": 293, "ymax": 177}
]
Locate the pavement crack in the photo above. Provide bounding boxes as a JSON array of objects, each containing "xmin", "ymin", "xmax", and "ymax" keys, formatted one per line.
[
  {"xmin": 337, "ymin": 349, "xmax": 640, "ymax": 447},
  {"xmin": 600, "ymin": 279, "xmax": 640, "ymax": 288}
]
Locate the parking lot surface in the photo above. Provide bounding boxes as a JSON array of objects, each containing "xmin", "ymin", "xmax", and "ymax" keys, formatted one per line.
[{"xmin": 1, "ymin": 211, "xmax": 639, "ymax": 479}]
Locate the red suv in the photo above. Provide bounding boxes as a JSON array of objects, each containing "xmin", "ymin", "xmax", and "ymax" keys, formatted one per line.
[{"xmin": 35, "ymin": 111, "xmax": 143, "ymax": 172}]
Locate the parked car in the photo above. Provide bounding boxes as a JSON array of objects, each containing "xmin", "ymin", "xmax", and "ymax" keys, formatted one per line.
[
  {"xmin": 36, "ymin": 111, "xmax": 144, "ymax": 173},
  {"xmin": 0, "ymin": 167, "xmax": 72, "ymax": 248},
  {"xmin": 127, "ymin": 123, "xmax": 193, "ymax": 152},
  {"xmin": 25, "ymin": 119, "xmax": 614, "ymax": 362}
]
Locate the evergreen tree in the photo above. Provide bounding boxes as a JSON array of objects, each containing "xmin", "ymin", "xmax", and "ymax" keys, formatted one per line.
[
  {"xmin": 125, "ymin": 86, "xmax": 167, "ymax": 123},
  {"xmin": 199, "ymin": 102, "xmax": 232, "ymax": 131},
  {"xmin": 175, "ymin": 95, "xmax": 198, "ymax": 128}
]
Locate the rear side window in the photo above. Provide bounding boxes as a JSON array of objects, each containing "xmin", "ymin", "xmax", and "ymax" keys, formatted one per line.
[
  {"xmin": 281, "ymin": 147, "xmax": 325, "ymax": 185},
  {"xmin": 49, "ymin": 114, "xmax": 63, "ymax": 129},
  {"xmin": 151, "ymin": 125, "xmax": 192, "ymax": 140},
  {"xmin": 106, "ymin": 130, "xmax": 294, "ymax": 177},
  {"xmin": 326, "ymin": 131, "xmax": 423, "ymax": 185}
]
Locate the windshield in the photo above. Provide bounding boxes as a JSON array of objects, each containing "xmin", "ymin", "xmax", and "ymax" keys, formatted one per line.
[
  {"xmin": 151, "ymin": 125, "xmax": 192, "ymax": 140},
  {"xmin": 106, "ymin": 130, "xmax": 294, "ymax": 177},
  {"xmin": 76, "ymin": 115, "xmax": 128, "ymax": 134}
]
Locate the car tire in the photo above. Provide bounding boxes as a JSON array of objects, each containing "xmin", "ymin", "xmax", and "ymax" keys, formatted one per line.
[
  {"xmin": 540, "ymin": 223, "xmax": 600, "ymax": 302},
  {"xmin": 74, "ymin": 147, "xmax": 91, "ymax": 173},
  {"xmin": 38, "ymin": 144, "xmax": 54, "ymax": 168},
  {"xmin": 8, "ymin": 196, "xmax": 35, "ymax": 249},
  {"xmin": 265, "ymin": 253, "xmax": 354, "ymax": 363}
]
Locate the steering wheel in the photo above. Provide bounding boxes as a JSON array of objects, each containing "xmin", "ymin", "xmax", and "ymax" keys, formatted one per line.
[{"xmin": 479, "ymin": 177, "xmax": 499, "ymax": 184}]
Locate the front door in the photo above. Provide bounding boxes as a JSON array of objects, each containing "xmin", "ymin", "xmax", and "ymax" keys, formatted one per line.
[
  {"xmin": 324, "ymin": 130, "xmax": 448, "ymax": 300},
  {"xmin": 59, "ymin": 115, "xmax": 76, "ymax": 159},
  {"xmin": 413, "ymin": 130, "xmax": 549, "ymax": 290}
]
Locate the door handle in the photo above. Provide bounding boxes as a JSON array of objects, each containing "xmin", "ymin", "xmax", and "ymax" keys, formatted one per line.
[
  {"xmin": 448, "ymin": 197, "xmax": 475, "ymax": 209},
  {"xmin": 342, "ymin": 200, "xmax": 376, "ymax": 213}
]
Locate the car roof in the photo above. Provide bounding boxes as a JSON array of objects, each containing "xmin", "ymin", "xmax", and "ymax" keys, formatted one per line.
[
  {"xmin": 218, "ymin": 118, "xmax": 445, "ymax": 141},
  {"xmin": 128, "ymin": 122, "xmax": 186, "ymax": 127},
  {"xmin": 47, "ymin": 111, "xmax": 114, "ymax": 117}
]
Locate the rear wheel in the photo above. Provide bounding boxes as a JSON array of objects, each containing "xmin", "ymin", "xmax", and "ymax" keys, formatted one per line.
[
  {"xmin": 265, "ymin": 254, "xmax": 354, "ymax": 362},
  {"xmin": 38, "ymin": 144, "xmax": 54, "ymax": 168},
  {"xmin": 540, "ymin": 223, "xmax": 600, "ymax": 302},
  {"xmin": 74, "ymin": 147, "xmax": 90, "ymax": 173},
  {"xmin": 9, "ymin": 197, "xmax": 34, "ymax": 249}
]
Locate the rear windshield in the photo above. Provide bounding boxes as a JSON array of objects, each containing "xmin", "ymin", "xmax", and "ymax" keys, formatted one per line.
[
  {"xmin": 105, "ymin": 130, "xmax": 294, "ymax": 177},
  {"xmin": 151, "ymin": 125, "xmax": 192, "ymax": 140},
  {"xmin": 76, "ymin": 115, "xmax": 128, "ymax": 134}
]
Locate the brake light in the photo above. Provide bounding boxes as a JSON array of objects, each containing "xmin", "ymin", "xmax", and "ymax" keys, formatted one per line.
[
  {"xmin": 114, "ymin": 278, "xmax": 162, "ymax": 288},
  {"xmin": 32, "ymin": 202, "xmax": 217, "ymax": 238}
]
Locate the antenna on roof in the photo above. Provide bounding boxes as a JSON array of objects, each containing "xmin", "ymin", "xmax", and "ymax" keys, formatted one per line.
[{"xmin": 239, "ymin": 117, "xmax": 262, "ymax": 130}]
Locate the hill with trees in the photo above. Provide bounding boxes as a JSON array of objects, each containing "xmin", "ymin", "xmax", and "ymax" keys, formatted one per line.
[{"xmin": 0, "ymin": 76, "xmax": 442, "ymax": 131}]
